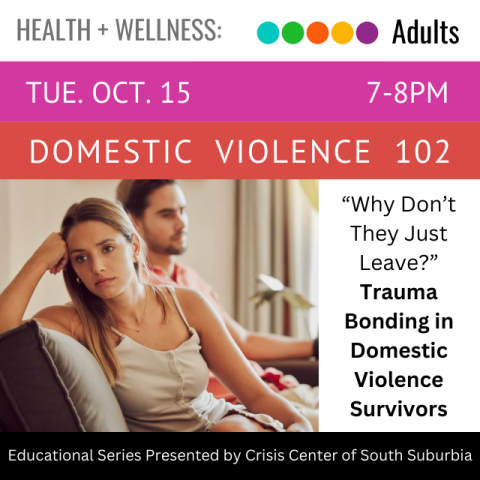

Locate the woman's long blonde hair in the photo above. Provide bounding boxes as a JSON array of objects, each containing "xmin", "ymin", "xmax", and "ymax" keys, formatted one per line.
[{"xmin": 61, "ymin": 198, "xmax": 166, "ymax": 386}]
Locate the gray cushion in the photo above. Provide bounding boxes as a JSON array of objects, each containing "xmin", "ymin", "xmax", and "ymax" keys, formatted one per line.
[{"xmin": 0, "ymin": 320, "xmax": 128, "ymax": 432}]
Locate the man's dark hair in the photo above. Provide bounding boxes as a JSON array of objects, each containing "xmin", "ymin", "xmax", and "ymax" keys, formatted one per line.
[{"xmin": 116, "ymin": 180, "xmax": 177, "ymax": 218}]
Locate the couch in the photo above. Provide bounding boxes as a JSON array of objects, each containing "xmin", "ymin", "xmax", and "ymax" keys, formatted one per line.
[{"xmin": 0, "ymin": 321, "xmax": 317, "ymax": 432}]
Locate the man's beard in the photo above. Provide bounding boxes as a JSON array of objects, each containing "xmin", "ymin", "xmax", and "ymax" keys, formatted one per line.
[
  {"xmin": 163, "ymin": 244, "xmax": 187, "ymax": 255},
  {"xmin": 145, "ymin": 232, "xmax": 187, "ymax": 256}
]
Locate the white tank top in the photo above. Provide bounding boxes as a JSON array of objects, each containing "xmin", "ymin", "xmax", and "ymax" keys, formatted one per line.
[
  {"xmin": 111, "ymin": 285, "xmax": 284, "ymax": 432},
  {"xmin": 111, "ymin": 285, "xmax": 231, "ymax": 432}
]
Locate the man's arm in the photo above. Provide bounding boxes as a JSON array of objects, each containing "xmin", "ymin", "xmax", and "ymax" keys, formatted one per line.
[
  {"xmin": 224, "ymin": 316, "xmax": 315, "ymax": 360},
  {"xmin": 183, "ymin": 267, "xmax": 316, "ymax": 360}
]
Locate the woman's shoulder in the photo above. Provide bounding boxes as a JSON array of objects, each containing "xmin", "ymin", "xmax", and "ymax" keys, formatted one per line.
[
  {"xmin": 169, "ymin": 286, "xmax": 206, "ymax": 307},
  {"xmin": 168, "ymin": 287, "xmax": 221, "ymax": 331},
  {"xmin": 32, "ymin": 304, "xmax": 83, "ymax": 340},
  {"xmin": 152, "ymin": 284, "xmax": 202, "ymax": 305},
  {"xmin": 33, "ymin": 303, "xmax": 80, "ymax": 323}
]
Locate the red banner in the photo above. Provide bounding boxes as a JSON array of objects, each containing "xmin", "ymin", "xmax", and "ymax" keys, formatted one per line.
[{"xmin": 1, "ymin": 122, "xmax": 478, "ymax": 179}]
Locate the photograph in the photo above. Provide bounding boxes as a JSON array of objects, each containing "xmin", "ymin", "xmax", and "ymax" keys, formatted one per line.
[{"xmin": 0, "ymin": 179, "xmax": 319, "ymax": 432}]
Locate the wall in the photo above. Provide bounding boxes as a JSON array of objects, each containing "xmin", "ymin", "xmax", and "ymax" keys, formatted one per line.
[
  {"xmin": 0, "ymin": 181, "xmax": 10, "ymax": 293},
  {"xmin": 0, "ymin": 180, "xmax": 236, "ymax": 319},
  {"xmin": 179, "ymin": 180, "xmax": 237, "ymax": 315}
]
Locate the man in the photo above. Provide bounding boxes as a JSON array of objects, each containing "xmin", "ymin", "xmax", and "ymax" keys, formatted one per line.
[
  {"xmin": 117, "ymin": 179, "xmax": 317, "ymax": 360},
  {"xmin": 116, "ymin": 180, "xmax": 318, "ymax": 428}
]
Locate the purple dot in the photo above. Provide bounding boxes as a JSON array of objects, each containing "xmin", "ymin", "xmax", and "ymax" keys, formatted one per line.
[{"xmin": 356, "ymin": 22, "xmax": 378, "ymax": 44}]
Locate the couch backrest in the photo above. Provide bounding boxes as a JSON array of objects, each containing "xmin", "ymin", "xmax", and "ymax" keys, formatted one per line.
[{"xmin": 0, "ymin": 320, "xmax": 129, "ymax": 432}]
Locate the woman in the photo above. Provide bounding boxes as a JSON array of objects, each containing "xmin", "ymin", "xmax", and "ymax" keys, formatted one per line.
[{"xmin": 0, "ymin": 198, "xmax": 311, "ymax": 432}]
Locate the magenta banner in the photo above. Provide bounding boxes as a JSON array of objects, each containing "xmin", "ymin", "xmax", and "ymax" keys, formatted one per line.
[{"xmin": 0, "ymin": 62, "xmax": 474, "ymax": 122}]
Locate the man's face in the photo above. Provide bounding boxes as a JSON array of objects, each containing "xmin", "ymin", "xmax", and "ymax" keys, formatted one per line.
[{"xmin": 135, "ymin": 184, "xmax": 188, "ymax": 256}]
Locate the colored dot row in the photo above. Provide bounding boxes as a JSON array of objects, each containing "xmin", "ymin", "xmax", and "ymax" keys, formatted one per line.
[{"xmin": 258, "ymin": 21, "xmax": 378, "ymax": 45}]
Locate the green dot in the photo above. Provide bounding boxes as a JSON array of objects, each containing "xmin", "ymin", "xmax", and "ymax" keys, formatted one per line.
[{"xmin": 282, "ymin": 22, "xmax": 304, "ymax": 44}]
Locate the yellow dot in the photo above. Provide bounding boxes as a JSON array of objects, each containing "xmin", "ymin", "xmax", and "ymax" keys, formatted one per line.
[{"xmin": 331, "ymin": 22, "xmax": 354, "ymax": 44}]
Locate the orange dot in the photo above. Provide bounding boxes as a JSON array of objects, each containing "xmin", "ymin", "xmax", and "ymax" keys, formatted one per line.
[
  {"xmin": 331, "ymin": 22, "xmax": 354, "ymax": 44},
  {"xmin": 307, "ymin": 22, "xmax": 329, "ymax": 44}
]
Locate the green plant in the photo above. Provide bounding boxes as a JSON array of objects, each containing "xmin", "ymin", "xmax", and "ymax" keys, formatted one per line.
[{"xmin": 250, "ymin": 274, "xmax": 314, "ymax": 310}]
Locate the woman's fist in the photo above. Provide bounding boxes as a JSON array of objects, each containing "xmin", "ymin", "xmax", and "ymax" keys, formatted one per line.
[{"xmin": 32, "ymin": 233, "xmax": 69, "ymax": 275}]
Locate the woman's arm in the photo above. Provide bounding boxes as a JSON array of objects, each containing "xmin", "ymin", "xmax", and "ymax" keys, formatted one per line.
[
  {"xmin": 0, "ymin": 233, "xmax": 69, "ymax": 336},
  {"xmin": 176, "ymin": 288, "xmax": 313, "ymax": 432}
]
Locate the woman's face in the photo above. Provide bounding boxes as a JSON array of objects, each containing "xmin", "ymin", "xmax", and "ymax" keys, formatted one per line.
[{"xmin": 66, "ymin": 221, "xmax": 138, "ymax": 300}]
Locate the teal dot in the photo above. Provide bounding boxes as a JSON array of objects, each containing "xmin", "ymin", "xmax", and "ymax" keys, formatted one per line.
[
  {"xmin": 257, "ymin": 22, "xmax": 279, "ymax": 44},
  {"xmin": 282, "ymin": 22, "xmax": 304, "ymax": 44}
]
